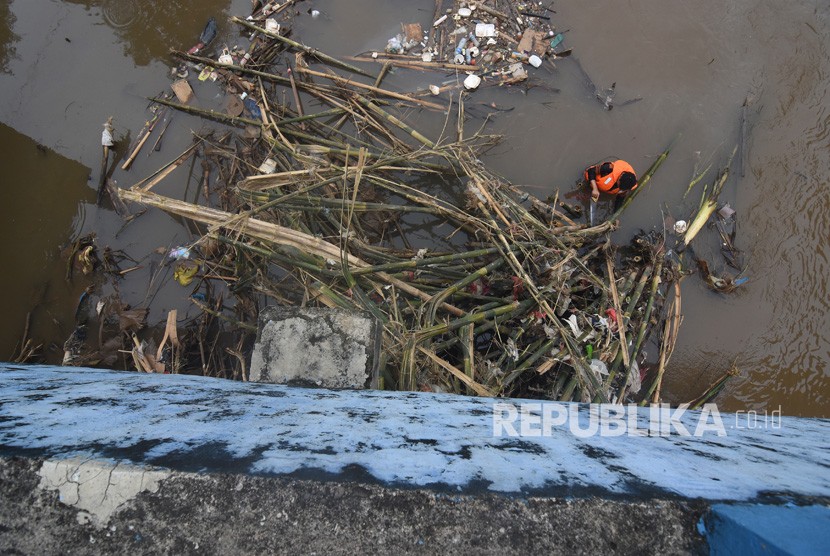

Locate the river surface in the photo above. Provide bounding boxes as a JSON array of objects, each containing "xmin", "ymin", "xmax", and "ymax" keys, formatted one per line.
[{"xmin": 0, "ymin": 0, "xmax": 827, "ymax": 417}]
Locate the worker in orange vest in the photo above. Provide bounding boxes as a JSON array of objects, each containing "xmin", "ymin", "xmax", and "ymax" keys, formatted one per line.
[{"xmin": 584, "ymin": 160, "xmax": 638, "ymax": 202}]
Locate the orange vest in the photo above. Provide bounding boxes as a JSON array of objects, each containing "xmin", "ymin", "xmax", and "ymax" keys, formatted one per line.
[{"xmin": 584, "ymin": 160, "xmax": 638, "ymax": 194}]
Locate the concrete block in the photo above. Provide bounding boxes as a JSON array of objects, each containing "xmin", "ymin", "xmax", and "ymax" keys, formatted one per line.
[{"xmin": 249, "ymin": 306, "xmax": 380, "ymax": 389}]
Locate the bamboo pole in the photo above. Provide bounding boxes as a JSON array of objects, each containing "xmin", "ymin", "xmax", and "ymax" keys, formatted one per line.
[
  {"xmin": 297, "ymin": 66, "xmax": 447, "ymax": 111},
  {"xmin": 355, "ymin": 97, "xmax": 437, "ymax": 148},
  {"xmin": 644, "ymin": 281, "xmax": 683, "ymax": 404},
  {"xmin": 230, "ymin": 17, "xmax": 375, "ymax": 78},
  {"xmin": 135, "ymin": 141, "xmax": 201, "ymax": 192},
  {"xmin": 150, "ymin": 96, "xmax": 263, "ymax": 127},
  {"xmin": 122, "ymin": 110, "xmax": 162, "ymax": 170},
  {"xmin": 616, "ymin": 256, "xmax": 664, "ymax": 403},
  {"xmin": 606, "ymin": 252, "xmax": 630, "ymax": 368},
  {"xmin": 610, "ymin": 139, "xmax": 675, "ymax": 220},
  {"xmin": 117, "ymin": 188, "xmax": 465, "ymax": 317}
]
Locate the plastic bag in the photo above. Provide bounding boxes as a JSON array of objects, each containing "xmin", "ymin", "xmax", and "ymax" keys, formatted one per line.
[
  {"xmin": 385, "ymin": 34, "xmax": 404, "ymax": 54},
  {"xmin": 101, "ymin": 121, "xmax": 115, "ymax": 147}
]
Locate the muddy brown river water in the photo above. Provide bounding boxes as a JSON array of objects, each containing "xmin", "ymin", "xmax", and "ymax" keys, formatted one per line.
[{"xmin": 0, "ymin": 0, "xmax": 827, "ymax": 417}]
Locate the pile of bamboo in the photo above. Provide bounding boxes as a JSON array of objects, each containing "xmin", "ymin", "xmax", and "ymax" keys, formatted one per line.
[{"xmin": 111, "ymin": 3, "xmax": 735, "ymax": 405}]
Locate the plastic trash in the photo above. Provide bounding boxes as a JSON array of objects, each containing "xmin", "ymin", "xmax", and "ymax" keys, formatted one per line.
[
  {"xmin": 463, "ymin": 74, "xmax": 481, "ymax": 90},
  {"xmin": 718, "ymin": 204, "xmax": 736, "ymax": 219},
  {"xmin": 238, "ymin": 51, "xmax": 253, "ymax": 67},
  {"xmin": 258, "ymin": 158, "xmax": 277, "ymax": 174},
  {"xmin": 429, "ymin": 84, "xmax": 441, "ymax": 95},
  {"xmin": 550, "ymin": 33, "xmax": 565, "ymax": 49},
  {"xmin": 200, "ymin": 17, "xmax": 217, "ymax": 47},
  {"xmin": 528, "ymin": 54, "xmax": 542, "ymax": 67},
  {"xmin": 187, "ymin": 17, "xmax": 217, "ymax": 54},
  {"xmin": 386, "ymin": 35, "xmax": 404, "ymax": 54},
  {"xmin": 590, "ymin": 358, "xmax": 609, "ymax": 376},
  {"xmin": 243, "ymin": 97, "xmax": 262, "ymax": 119},
  {"xmin": 566, "ymin": 314, "xmax": 582, "ymax": 336},
  {"xmin": 168, "ymin": 246, "xmax": 191, "ymax": 260},
  {"xmin": 173, "ymin": 262, "xmax": 199, "ymax": 287},
  {"xmin": 218, "ymin": 48, "xmax": 234, "ymax": 66},
  {"xmin": 198, "ymin": 66, "xmax": 218, "ymax": 81},
  {"xmin": 433, "ymin": 15, "xmax": 448, "ymax": 27},
  {"xmin": 475, "ymin": 23, "xmax": 496, "ymax": 37},
  {"xmin": 310, "ymin": 9, "xmax": 320, "ymax": 18},
  {"xmin": 101, "ymin": 121, "xmax": 115, "ymax": 147},
  {"xmin": 506, "ymin": 338, "xmax": 519, "ymax": 361},
  {"xmin": 265, "ymin": 19, "xmax": 280, "ymax": 33},
  {"xmin": 674, "ymin": 220, "xmax": 688, "ymax": 234},
  {"xmin": 458, "ymin": 7, "xmax": 472, "ymax": 17},
  {"xmin": 627, "ymin": 360, "xmax": 642, "ymax": 394}
]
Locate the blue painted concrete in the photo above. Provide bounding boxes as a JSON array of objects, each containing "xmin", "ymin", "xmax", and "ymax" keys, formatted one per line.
[
  {"xmin": 705, "ymin": 504, "xmax": 830, "ymax": 555},
  {"xmin": 0, "ymin": 364, "xmax": 828, "ymax": 500}
]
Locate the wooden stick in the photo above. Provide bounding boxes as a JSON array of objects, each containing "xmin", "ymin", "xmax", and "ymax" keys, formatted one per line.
[
  {"xmin": 96, "ymin": 145, "xmax": 109, "ymax": 205},
  {"xmin": 374, "ymin": 61, "xmax": 391, "ymax": 88},
  {"xmin": 475, "ymin": 3, "xmax": 511, "ymax": 20},
  {"xmin": 135, "ymin": 141, "xmax": 201, "ymax": 192},
  {"xmin": 122, "ymin": 109, "xmax": 163, "ymax": 170},
  {"xmin": 122, "ymin": 130, "xmax": 150, "ymax": 171},
  {"xmin": 152, "ymin": 113, "xmax": 174, "ymax": 152}
]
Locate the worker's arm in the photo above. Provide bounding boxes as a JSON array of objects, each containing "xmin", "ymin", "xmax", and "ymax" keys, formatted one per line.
[{"xmin": 585, "ymin": 165, "xmax": 600, "ymax": 201}]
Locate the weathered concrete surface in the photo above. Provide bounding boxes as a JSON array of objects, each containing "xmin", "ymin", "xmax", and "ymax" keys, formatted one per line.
[
  {"xmin": 1, "ymin": 365, "xmax": 828, "ymax": 501},
  {"xmin": 0, "ymin": 457, "xmax": 707, "ymax": 555},
  {"xmin": 37, "ymin": 458, "xmax": 169, "ymax": 526},
  {"xmin": 250, "ymin": 306, "xmax": 380, "ymax": 389}
]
